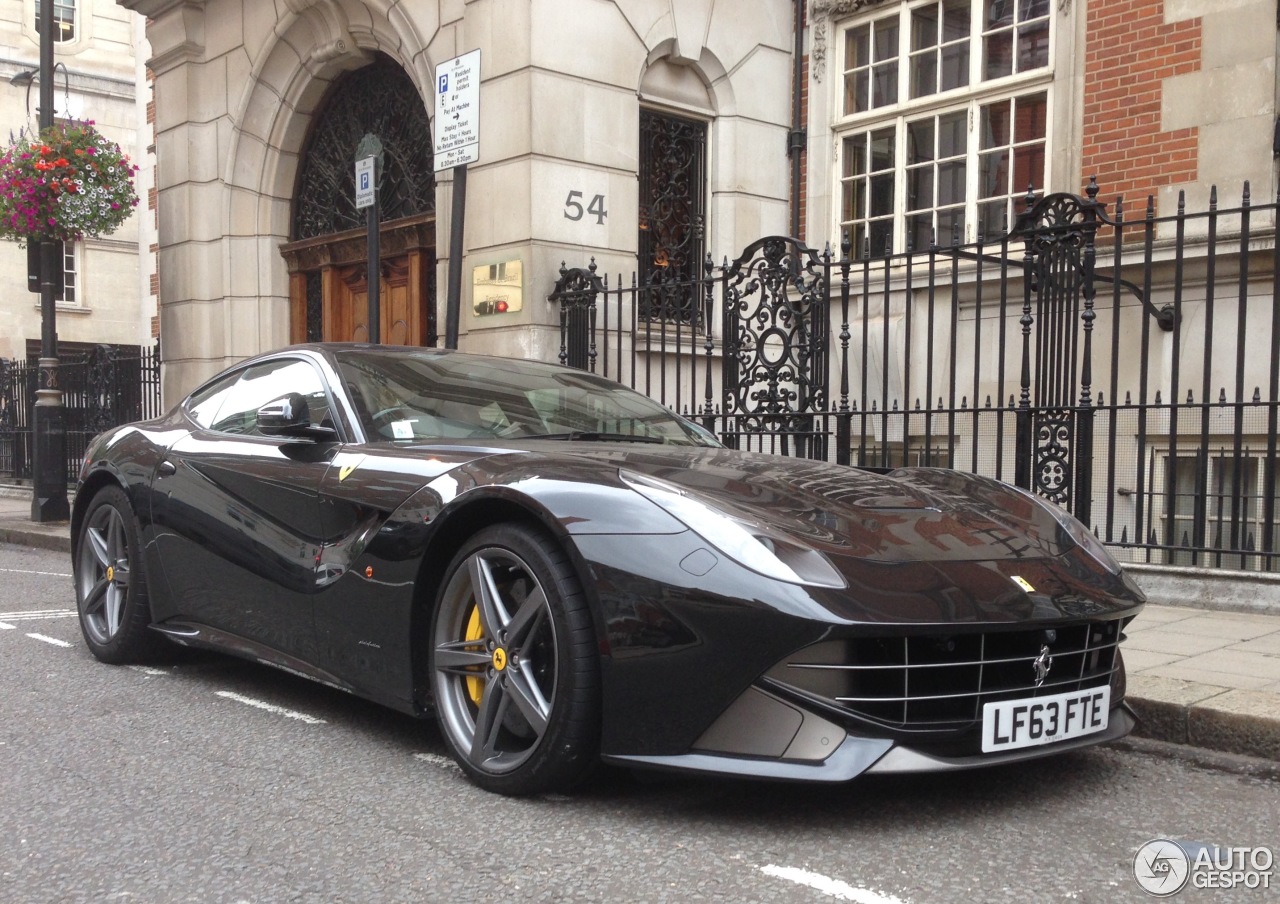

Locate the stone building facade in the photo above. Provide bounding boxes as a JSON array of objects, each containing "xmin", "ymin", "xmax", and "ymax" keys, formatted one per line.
[
  {"xmin": 1, "ymin": 0, "xmax": 154, "ymax": 360},
  {"xmin": 121, "ymin": 0, "xmax": 1279, "ymax": 403},
  {"xmin": 119, "ymin": 0, "xmax": 799, "ymax": 401}
]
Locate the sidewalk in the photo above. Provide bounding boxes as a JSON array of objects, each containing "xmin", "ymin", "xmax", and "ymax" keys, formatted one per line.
[{"xmin": 2, "ymin": 483, "xmax": 1277, "ymax": 763}]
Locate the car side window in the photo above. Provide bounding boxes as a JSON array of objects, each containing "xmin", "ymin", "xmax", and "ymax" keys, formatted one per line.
[
  {"xmin": 208, "ymin": 358, "xmax": 331, "ymax": 437},
  {"xmin": 186, "ymin": 370, "xmax": 243, "ymax": 429}
]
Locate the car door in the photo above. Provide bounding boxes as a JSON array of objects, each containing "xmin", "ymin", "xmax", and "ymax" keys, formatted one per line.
[{"xmin": 150, "ymin": 356, "xmax": 339, "ymax": 661}]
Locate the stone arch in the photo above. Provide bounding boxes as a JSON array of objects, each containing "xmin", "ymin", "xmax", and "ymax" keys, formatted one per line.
[{"xmin": 217, "ymin": 0, "xmax": 442, "ymax": 347}]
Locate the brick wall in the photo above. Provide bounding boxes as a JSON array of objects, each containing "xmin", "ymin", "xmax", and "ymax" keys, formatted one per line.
[{"xmin": 1081, "ymin": 0, "xmax": 1201, "ymax": 211}]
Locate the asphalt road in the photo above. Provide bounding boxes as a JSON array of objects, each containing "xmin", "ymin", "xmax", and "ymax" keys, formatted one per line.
[{"xmin": 1, "ymin": 543, "xmax": 1276, "ymax": 904}]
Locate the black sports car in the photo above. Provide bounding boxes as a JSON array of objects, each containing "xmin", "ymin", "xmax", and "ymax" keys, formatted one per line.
[{"xmin": 71, "ymin": 344, "xmax": 1145, "ymax": 795}]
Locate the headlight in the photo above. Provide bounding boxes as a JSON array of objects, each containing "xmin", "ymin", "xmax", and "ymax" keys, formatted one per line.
[
  {"xmin": 620, "ymin": 470, "xmax": 846, "ymax": 588},
  {"xmin": 1011, "ymin": 486, "xmax": 1123, "ymax": 575}
]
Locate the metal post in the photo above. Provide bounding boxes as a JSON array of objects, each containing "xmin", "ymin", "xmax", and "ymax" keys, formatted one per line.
[
  {"xmin": 367, "ymin": 200, "xmax": 380, "ymax": 342},
  {"xmin": 445, "ymin": 164, "xmax": 467, "ymax": 349},
  {"xmin": 355, "ymin": 134, "xmax": 383, "ymax": 343},
  {"xmin": 31, "ymin": 0, "xmax": 68, "ymax": 521}
]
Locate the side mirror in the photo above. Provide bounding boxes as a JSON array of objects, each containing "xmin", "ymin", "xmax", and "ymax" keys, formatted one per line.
[
  {"xmin": 258, "ymin": 393, "xmax": 338, "ymax": 442},
  {"xmin": 257, "ymin": 393, "xmax": 308, "ymax": 432}
]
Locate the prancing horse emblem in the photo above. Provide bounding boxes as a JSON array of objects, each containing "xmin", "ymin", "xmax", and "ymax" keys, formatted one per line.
[{"xmin": 1032, "ymin": 644, "xmax": 1053, "ymax": 687}]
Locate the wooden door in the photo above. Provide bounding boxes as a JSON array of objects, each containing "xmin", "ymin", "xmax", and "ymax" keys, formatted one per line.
[{"xmin": 281, "ymin": 215, "xmax": 436, "ymax": 346}]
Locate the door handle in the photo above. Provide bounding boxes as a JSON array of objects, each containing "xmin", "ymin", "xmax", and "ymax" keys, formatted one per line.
[{"xmin": 157, "ymin": 459, "xmax": 177, "ymax": 477}]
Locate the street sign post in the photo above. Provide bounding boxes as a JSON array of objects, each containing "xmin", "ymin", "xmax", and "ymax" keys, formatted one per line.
[
  {"xmin": 355, "ymin": 156, "xmax": 376, "ymax": 210},
  {"xmin": 355, "ymin": 134, "xmax": 384, "ymax": 342},
  {"xmin": 436, "ymin": 50, "xmax": 481, "ymax": 349},
  {"xmin": 434, "ymin": 49, "xmax": 480, "ymax": 172}
]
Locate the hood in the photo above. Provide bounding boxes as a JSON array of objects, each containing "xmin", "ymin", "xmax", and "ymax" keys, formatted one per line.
[{"xmin": 536, "ymin": 443, "xmax": 1076, "ymax": 565}]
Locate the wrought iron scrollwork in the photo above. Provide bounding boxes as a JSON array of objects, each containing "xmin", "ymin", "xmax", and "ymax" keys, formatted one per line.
[
  {"xmin": 548, "ymin": 260, "xmax": 604, "ymax": 371},
  {"xmin": 721, "ymin": 237, "xmax": 830, "ymax": 458},
  {"xmin": 293, "ymin": 55, "xmax": 435, "ymax": 240},
  {"xmin": 638, "ymin": 110, "xmax": 706, "ymax": 323}
]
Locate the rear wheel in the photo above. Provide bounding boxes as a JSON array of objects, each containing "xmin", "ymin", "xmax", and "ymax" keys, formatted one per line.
[
  {"xmin": 74, "ymin": 485, "xmax": 167, "ymax": 663},
  {"xmin": 430, "ymin": 524, "xmax": 599, "ymax": 795}
]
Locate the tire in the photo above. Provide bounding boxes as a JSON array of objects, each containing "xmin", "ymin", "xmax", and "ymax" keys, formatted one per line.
[
  {"xmin": 430, "ymin": 524, "xmax": 600, "ymax": 796},
  {"xmin": 74, "ymin": 485, "xmax": 167, "ymax": 664}
]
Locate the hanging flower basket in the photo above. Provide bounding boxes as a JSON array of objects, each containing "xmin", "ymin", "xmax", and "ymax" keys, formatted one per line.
[{"xmin": 0, "ymin": 119, "xmax": 139, "ymax": 246}]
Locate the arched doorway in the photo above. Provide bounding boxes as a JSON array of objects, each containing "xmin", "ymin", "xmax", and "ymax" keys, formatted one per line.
[{"xmin": 279, "ymin": 55, "xmax": 436, "ymax": 345}]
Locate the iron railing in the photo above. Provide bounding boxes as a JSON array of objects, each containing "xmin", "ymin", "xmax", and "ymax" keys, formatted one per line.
[
  {"xmin": 550, "ymin": 183, "xmax": 1280, "ymax": 573},
  {"xmin": 0, "ymin": 341, "xmax": 163, "ymax": 485}
]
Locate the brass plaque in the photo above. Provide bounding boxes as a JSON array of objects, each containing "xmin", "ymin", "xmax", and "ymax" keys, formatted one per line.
[{"xmin": 472, "ymin": 259, "xmax": 523, "ymax": 315}]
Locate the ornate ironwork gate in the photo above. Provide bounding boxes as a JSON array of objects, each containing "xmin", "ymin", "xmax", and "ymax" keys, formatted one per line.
[
  {"xmin": 1010, "ymin": 187, "xmax": 1103, "ymax": 526},
  {"xmin": 720, "ymin": 237, "xmax": 831, "ymax": 459}
]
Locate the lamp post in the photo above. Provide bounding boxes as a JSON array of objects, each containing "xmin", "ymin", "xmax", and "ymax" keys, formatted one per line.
[{"xmin": 29, "ymin": 0, "xmax": 69, "ymax": 522}]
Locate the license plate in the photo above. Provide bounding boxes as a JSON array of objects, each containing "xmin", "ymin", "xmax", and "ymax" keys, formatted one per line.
[{"xmin": 981, "ymin": 686, "xmax": 1111, "ymax": 753}]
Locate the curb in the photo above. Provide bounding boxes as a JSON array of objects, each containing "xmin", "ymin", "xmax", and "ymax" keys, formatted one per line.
[
  {"xmin": 0, "ymin": 523, "xmax": 72, "ymax": 554},
  {"xmin": 1126, "ymin": 679, "xmax": 1280, "ymax": 763}
]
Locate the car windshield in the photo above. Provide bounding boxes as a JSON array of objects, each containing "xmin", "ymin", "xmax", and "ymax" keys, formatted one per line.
[{"xmin": 334, "ymin": 348, "xmax": 720, "ymax": 446}]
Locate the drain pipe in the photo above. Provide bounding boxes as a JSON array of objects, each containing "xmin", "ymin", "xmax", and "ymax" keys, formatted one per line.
[{"xmin": 789, "ymin": 0, "xmax": 806, "ymax": 241}]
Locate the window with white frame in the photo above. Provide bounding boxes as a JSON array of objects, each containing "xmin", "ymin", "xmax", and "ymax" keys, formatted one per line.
[
  {"xmin": 60, "ymin": 240, "xmax": 79, "ymax": 304},
  {"xmin": 1164, "ymin": 452, "xmax": 1279, "ymax": 568},
  {"xmin": 34, "ymin": 0, "xmax": 76, "ymax": 42},
  {"xmin": 835, "ymin": 0, "xmax": 1051, "ymax": 253}
]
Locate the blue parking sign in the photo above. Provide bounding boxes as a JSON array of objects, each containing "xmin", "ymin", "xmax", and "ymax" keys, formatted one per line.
[{"xmin": 439, "ymin": 74, "xmax": 448, "ymax": 93}]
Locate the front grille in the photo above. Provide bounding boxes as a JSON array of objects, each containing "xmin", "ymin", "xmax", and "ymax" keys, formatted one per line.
[{"xmin": 765, "ymin": 620, "xmax": 1124, "ymax": 732}]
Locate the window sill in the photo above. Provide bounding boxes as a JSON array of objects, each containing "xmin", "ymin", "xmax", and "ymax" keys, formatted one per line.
[{"xmin": 32, "ymin": 303, "xmax": 91, "ymax": 315}]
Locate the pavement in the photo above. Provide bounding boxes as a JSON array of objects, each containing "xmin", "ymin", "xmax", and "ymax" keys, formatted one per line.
[{"xmin": 2, "ymin": 483, "xmax": 1278, "ymax": 765}]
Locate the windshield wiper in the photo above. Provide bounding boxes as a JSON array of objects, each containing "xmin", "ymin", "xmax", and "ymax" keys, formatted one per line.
[{"xmin": 539, "ymin": 431, "xmax": 664, "ymax": 444}]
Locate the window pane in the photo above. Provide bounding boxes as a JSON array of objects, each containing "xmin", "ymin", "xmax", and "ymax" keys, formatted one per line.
[
  {"xmin": 870, "ymin": 128, "xmax": 895, "ymax": 170},
  {"xmin": 937, "ymin": 111, "xmax": 967, "ymax": 157},
  {"xmin": 847, "ymin": 70, "xmax": 870, "ymax": 114},
  {"xmin": 978, "ymin": 198, "xmax": 1008, "ymax": 238},
  {"xmin": 937, "ymin": 208, "xmax": 965, "ymax": 244},
  {"xmin": 981, "ymin": 99, "xmax": 1011, "ymax": 149},
  {"xmin": 1012, "ymin": 145, "xmax": 1044, "ymax": 192},
  {"xmin": 1014, "ymin": 92, "xmax": 1046, "ymax": 142},
  {"xmin": 909, "ymin": 213, "xmax": 933, "ymax": 250},
  {"xmin": 1020, "ymin": 0, "xmax": 1050, "ymax": 19},
  {"xmin": 911, "ymin": 53, "xmax": 938, "ymax": 98},
  {"xmin": 870, "ymin": 173, "xmax": 895, "ymax": 216},
  {"xmin": 848, "ymin": 25, "xmax": 870, "ymax": 69},
  {"xmin": 1017, "ymin": 20, "xmax": 1049, "ymax": 70},
  {"xmin": 907, "ymin": 166, "xmax": 934, "ymax": 211},
  {"xmin": 940, "ymin": 43, "xmax": 969, "ymax": 91},
  {"xmin": 979, "ymin": 149, "xmax": 1009, "ymax": 198},
  {"xmin": 943, "ymin": 0, "xmax": 971, "ymax": 39},
  {"xmin": 984, "ymin": 30, "xmax": 1012, "ymax": 79},
  {"xmin": 875, "ymin": 22, "xmax": 899, "ymax": 60},
  {"xmin": 908, "ymin": 120, "xmax": 936, "ymax": 163},
  {"xmin": 843, "ymin": 134, "xmax": 867, "ymax": 177},
  {"xmin": 987, "ymin": 0, "xmax": 1013, "ymax": 28},
  {"xmin": 872, "ymin": 63, "xmax": 898, "ymax": 108},
  {"xmin": 912, "ymin": 6, "xmax": 939, "ymax": 50},
  {"xmin": 869, "ymin": 219, "xmax": 894, "ymax": 255},
  {"xmin": 938, "ymin": 160, "xmax": 966, "ymax": 205}
]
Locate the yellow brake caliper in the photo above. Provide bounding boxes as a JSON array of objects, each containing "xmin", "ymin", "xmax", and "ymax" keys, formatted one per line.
[{"xmin": 465, "ymin": 605, "xmax": 486, "ymax": 706}]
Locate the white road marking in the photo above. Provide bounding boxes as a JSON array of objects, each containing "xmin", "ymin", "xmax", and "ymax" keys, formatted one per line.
[
  {"xmin": 0, "ymin": 622, "xmax": 14, "ymax": 630},
  {"xmin": 0, "ymin": 609, "xmax": 76, "ymax": 620},
  {"xmin": 128, "ymin": 665, "xmax": 169, "ymax": 677},
  {"xmin": 215, "ymin": 691, "xmax": 326, "ymax": 725},
  {"xmin": 759, "ymin": 865, "xmax": 910, "ymax": 904},
  {"xmin": 413, "ymin": 752, "xmax": 460, "ymax": 770},
  {"xmin": 27, "ymin": 633, "xmax": 72, "ymax": 648},
  {"xmin": 0, "ymin": 567, "xmax": 73, "ymax": 578}
]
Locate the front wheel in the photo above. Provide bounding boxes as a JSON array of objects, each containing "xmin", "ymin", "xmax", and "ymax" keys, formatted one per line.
[
  {"xmin": 430, "ymin": 524, "xmax": 600, "ymax": 795},
  {"xmin": 74, "ymin": 485, "xmax": 167, "ymax": 664}
]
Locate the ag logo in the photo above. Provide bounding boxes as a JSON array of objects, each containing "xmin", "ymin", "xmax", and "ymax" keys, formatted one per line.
[{"xmin": 1134, "ymin": 839, "xmax": 1191, "ymax": 896}]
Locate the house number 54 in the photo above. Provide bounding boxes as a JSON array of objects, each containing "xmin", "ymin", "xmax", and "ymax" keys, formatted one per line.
[{"xmin": 564, "ymin": 190, "xmax": 607, "ymax": 225}]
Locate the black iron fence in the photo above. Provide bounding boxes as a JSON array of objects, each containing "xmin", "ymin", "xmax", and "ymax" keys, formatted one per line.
[
  {"xmin": 550, "ymin": 182, "xmax": 1280, "ymax": 573},
  {"xmin": 0, "ymin": 341, "xmax": 163, "ymax": 485}
]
